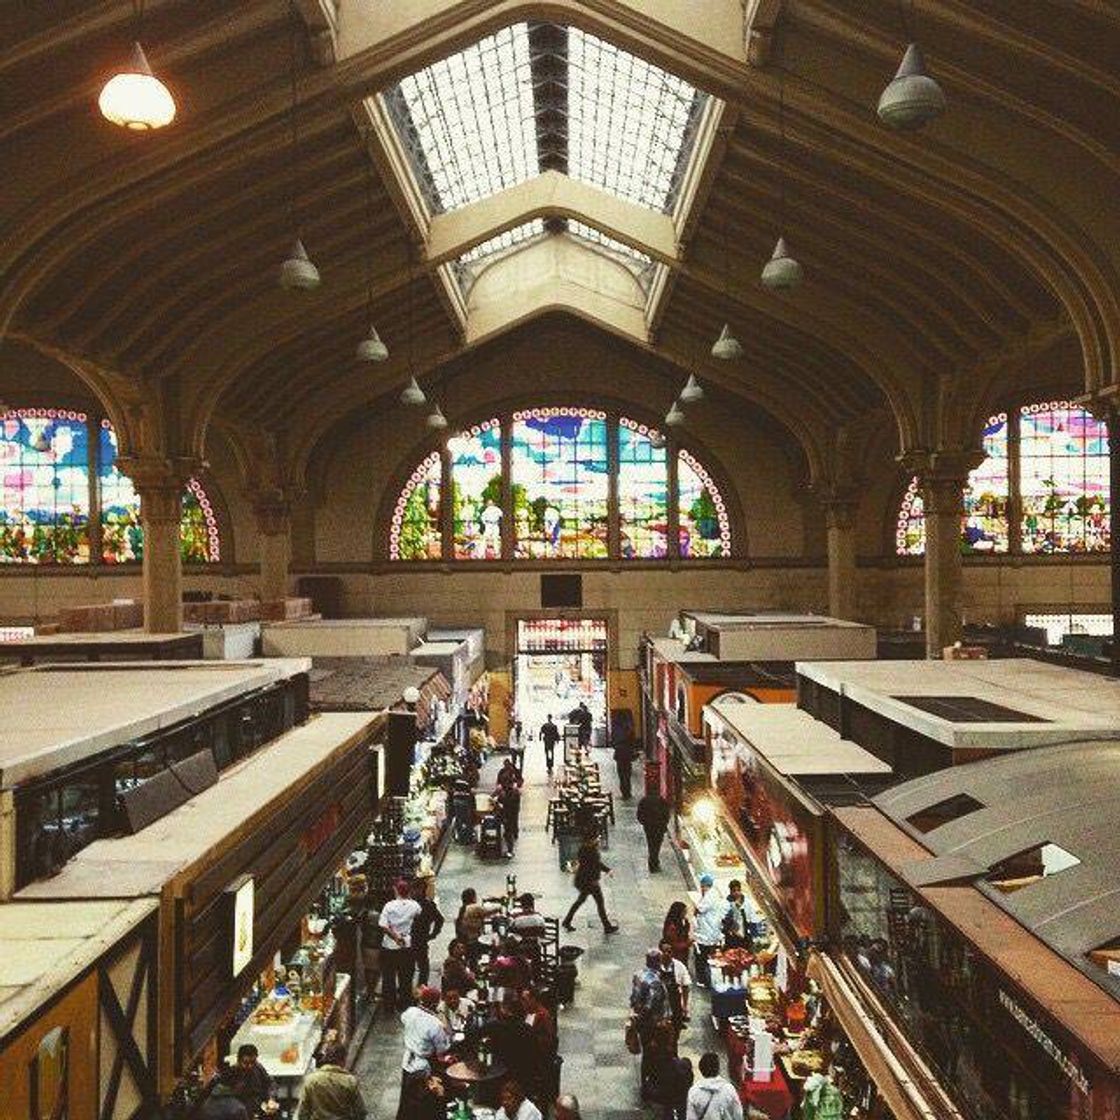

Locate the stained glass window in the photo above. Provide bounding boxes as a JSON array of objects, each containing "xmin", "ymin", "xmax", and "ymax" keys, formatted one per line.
[
  {"xmin": 389, "ymin": 451, "xmax": 443, "ymax": 561},
  {"xmin": 98, "ymin": 422, "xmax": 221, "ymax": 563},
  {"xmin": 678, "ymin": 449, "xmax": 730, "ymax": 558},
  {"xmin": 618, "ymin": 418, "xmax": 668, "ymax": 558},
  {"xmin": 1019, "ymin": 401, "xmax": 1109, "ymax": 553},
  {"xmin": 0, "ymin": 409, "xmax": 90, "ymax": 564},
  {"xmin": 388, "ymin": 409, "xmax": 731, "ymax": 561},
  {"xmin": 451, "ymin": 420, "xmax": 503, "ymax": 560},
  {"xmin": 895, "ymin": 403, "xmax": 1109, "ymax": 556},
  {"xmin": 511, "ymin": 408, "xmax": 609, "ymax": 559}
]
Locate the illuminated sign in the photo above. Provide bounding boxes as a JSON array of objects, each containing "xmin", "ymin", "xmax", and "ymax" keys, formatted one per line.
[{"xmin": 230, "ymin": 876, "xmax": 255, "ymax": 977}]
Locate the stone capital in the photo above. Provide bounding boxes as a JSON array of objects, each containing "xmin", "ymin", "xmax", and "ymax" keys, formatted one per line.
[
  {"xmin": 1073, "ymin": 386, "xmax": 1120, "ymax": 424},
  {"xmin": 813, "ymin": 483, "xmax": 860, "ymax": 531},
  {"xmin": 116, "ymin": 455, "xmax": 200, "ymax": 525}
]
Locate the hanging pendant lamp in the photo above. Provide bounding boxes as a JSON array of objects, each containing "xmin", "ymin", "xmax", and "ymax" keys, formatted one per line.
[
  {"xmin": 401, "ymin": 376, "xmax": 427, "ymax": 407},
  {"xmin": 356, "ymin": 326, "xmax": 388, "ymax": 362},
  {"xmin": 31, "ymin": 427, "xmax": 52, "ymax": 454},
  {"xmin": 355, "ymin": 153, "xmax": 388, "ymax": 360},
  {"xmin": 761, "ymin": 236, "xmax": 803, "ymax": 290},
  {"xmin": 680, "ymin": 374, "xmax": 704, "ymax": 404},
  {"xmin": 278, "ymin": 2, "xmax": 319, "ymax": 290},
  {"xmin": 99, "ymin": 41, "xmax": 176, "ymax": 130},
  {"xmin": 426, "ymin": 403, "xmax": 448, "ymax": 430},
  {"xmin": 665, "ymin": 401, "xmax": 685, "ymax": 427},
  {"xmin": 710, "ymin": 324, "xmax": 743, "ymax": 361},
  {"xmin": 279, "ymin": 238, "xmax": 320, "ymax": 290},
  {"xmin": 649, "ymin": 429, "xmax": 666, "ymax": 450},
  {"xmin": 878, "ymin": 43, "xmax": 945, "ymax": 130}
]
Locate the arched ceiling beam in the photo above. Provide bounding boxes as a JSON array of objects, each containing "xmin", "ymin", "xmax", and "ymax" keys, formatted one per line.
[{"xmin": 426, "ymin": 171, "xmax": 678, "ymax": 265}]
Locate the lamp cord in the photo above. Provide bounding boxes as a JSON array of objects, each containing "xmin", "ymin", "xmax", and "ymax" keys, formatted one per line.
[
  {"xmin": 288, "ymin": 0, "xmax": 299, "ymax": 235},
  {"xmin": 364, "ymin": 154, "xmax": 373, "ymax": 324}
]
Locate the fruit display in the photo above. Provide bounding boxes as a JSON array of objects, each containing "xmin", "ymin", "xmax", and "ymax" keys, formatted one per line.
[{"xmin": 249, "ymin": 997, "xmax": 295, "ymax": 1028}]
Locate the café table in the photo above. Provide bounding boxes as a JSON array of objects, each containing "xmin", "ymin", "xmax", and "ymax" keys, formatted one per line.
[{"xmin": 445, "ymin": 1058, "xmax": 509, "ymax": 1104}]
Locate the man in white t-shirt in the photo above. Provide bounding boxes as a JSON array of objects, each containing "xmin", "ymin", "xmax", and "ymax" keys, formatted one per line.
[
  {"xmin": 380, "ymin": 878, "xmax": 422, "ymax": 1012},
  {"xmin": 399, "ymin": 987, "xmax": 450, "ymax": 1120},
  {"xmin": 495, "ymin": 1079, "xmax": 542, "ymax": 1120}
]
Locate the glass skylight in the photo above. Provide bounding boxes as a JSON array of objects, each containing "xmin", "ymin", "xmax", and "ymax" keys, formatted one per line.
[
  {"xmin": 459, "ymin": 220, "xmax": 546, "ymax": 266},
  {"xmin": 386, "ymin": 24, "xmax": 538, "ymax": 213},
  {"xmin": 568, "ymin": 220, "xmax": 652, "ymax": 267},
  {"xmin": 383, "ymin": 23, "xmax": 708, "ymax": 217}
]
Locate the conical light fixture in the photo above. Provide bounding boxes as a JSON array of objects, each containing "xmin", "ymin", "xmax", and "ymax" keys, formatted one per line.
[
  {"xmin": 279, "ymin": 238, "xmax": 320, "ymax": 290},
  {"xmin": 31, "ymin": 426, "xmax": 52, "ymax": 454},
  {"xmin": 355, "ymin": 153, "xmax": 388, "ymax": 361},
  {"xmin": 99, "ymin": 41, "xmax": 176, "ymax": 130},
  {"xmin": 426, "ymin": 403, "xmax": 448, "ymax": 430},
  {"xmin": 710, "ymin": 324, "xmax": 743, "ymax": 361},
  {"xmin": 356, "ymin": 326, "xmax": 388, "ymax": 362},
  {"xmin": 680, "ymin": 374, "xmax": 704, "ymax": 404},
  {"xmin": 878, "ymin": 43, "xmax": 945, "ymax": 130},
  {"xmin": 665, "ymin": 401, "xmax": 685, "ymax": 427},
  {"xmin": 278, "ymin": 2, "xmax": 319, "ymax": 291},
  {"xmin": 648, "ymin": 429, "xmax": 666, "ymax": 450},
  {"xmin": 761, "ymin": 236, "xmax": 803, "ymax": 290},
  {"xmin": 400, "ymin": 376, "xmax": 427, "ymax": 407}
]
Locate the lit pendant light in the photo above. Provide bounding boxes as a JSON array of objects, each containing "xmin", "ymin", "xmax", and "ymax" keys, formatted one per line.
[
  {"xmin": 878, "ymin": 43, "xmax": 945, "ymax": 130},
  {"xmin": 278, "ymin": 2, "xmax": 319, "ymax": 291},
  {"xmin": 400, "ymin": 376, "xmax": 427, "ymax": 407},
  {"xmin": 356, "ymin": 153, "xmax": 388, "ymax": 361},
  {"xmin": 761, "ymin": 236, "xmax": 803, "ymax": 290},
  {"xmin": 31, "ymin": 426, "xmax": 52, "ymax": 453},
  {"xmin": 356, "ymin": 326, "xmax": 388, "ymax": 362},
  {"xmin": 649, "ymin": 429, "xmax": 666, "ymax": 450},
  {"xmin": 99, "ymin": 41, "xmax": 176, "ymax": 130},
  {"xmin": 279, "ymin": 238, "xmax": 320, "ymax": 290},
  {"xmin": 426, "ymin": 403, "xmax": 448, "ymax": 430},
  {"xmin": 680, "ymin": 374, "xmax": 704, "ymax": 404},
  {"xmin": 665, "ymin": 401, "xmax": 685, "ymax": 427},
  {"xmin": 710, "ymin": 325, "xmax": 742, "ymax": 361}
]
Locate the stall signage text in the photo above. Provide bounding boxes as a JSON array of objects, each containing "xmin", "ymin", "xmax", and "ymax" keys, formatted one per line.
[{"xmin": 998, "ymin": 990, "xmax": 1090, "ymax": 1094}]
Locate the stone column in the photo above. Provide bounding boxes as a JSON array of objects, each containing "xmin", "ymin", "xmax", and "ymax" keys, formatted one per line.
[
  {"xmin": 254, "ymin": 497, "xmax": 292, "ymax": 604},
  {"xmin": 823, "ymin": 497, "xmax": 859, "ymax": 621},
  {"xmin": 126, "ymin": 466, "xmax": 189, "ymax": 633},
  {"xmin": 920, "ymin": 472, "xmax": 966, "ymax": 657}
]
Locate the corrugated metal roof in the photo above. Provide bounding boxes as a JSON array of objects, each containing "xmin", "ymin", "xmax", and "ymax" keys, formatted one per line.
[{"xmin": 873, "ymin": 740, "xmax": 1120, "ymax": 1001}]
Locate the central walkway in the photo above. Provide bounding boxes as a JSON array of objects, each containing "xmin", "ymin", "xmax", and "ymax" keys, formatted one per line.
[{"xmin": 353, "ymin": 736, "xmax": 721, "ymax": 1119}]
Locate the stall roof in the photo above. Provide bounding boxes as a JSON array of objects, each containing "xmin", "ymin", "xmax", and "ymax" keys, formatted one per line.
[
  {"xmin": 796, "ymin": 658, "xmax": 1120, "ymax": 749},
  {"xmin": 0, "ymin": 898, "xmax": 158, "ymax": 1041},
  {"xmin": 650, "ymin": 636, "xmax": 718, "ymax": 663},
  {"xmin": 684, "ymin": 610, "xmax": 870, "ymax": 630},
  {"xmin": 262, "ymin": 617, "xmax": 427, "ymax": 657},
  {"xmin": 705, "ymin": 700, "xmax": 891, "ymax": 777},
  {"xmin": 0, "ymin": 659, "xmax": 311, "ymax": 790},
  {"xmin": 872, "ymin": 740, "xmax": 1120, "ymax": 1001},
  {"xmin": 15, "ymin": 712, "xmax": 379, "ymax": 902},
  {"xmin": 834, "ymin": 804, "xmax": 1120, "ymax": 1072},
  {"xmin": 308, "ymin": 657, "xmax": 445, "ymax": 712}
]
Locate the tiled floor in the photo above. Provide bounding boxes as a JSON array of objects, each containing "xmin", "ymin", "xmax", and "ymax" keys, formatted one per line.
[{"xmin": 352, "ymin": 742, "xmax": 721, "ymax": 1118}]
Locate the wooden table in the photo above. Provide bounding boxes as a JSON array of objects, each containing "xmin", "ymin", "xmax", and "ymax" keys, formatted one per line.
[{"xmin": 444, "ymin": 1058, "xmax": 509, "ymax": 1106}]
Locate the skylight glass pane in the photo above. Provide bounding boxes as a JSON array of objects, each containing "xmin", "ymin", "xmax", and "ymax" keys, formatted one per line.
[
  {"xmin": 567, "ymin": 28, "xmax": 705, "ymax": 212},
  {"xmin": 389, "ymin": 24, "xmax": 538, "ymax": 212},
  {"xmin": 384, "ymin": 23, "xmax": 709, "ymax": 217},
  {"xmin": 568, "ymin": 220, "xmax": 652, "ymax": 266},
  {"xmin": 459, "ymin": 220, "xmax": 546, "ymax": 266}
]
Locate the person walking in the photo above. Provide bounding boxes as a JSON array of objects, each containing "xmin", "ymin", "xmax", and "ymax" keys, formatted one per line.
[
  {"xmin": 379, "ymin": 879, "xmax": 421, "ymax": 1012},
  {"xmin": 685, "ymin": 1053, "xmax": 742, "ymax": 1120},
  {"xmin": 661, "ymin": 901, "xmax": 693, "ymax": 966},
  {"xmin": 693, "ymin": 875, "xmax": 727, "ymax": 988},
  {"xmin": 509, "ymin": 718, "xmax": 526, "ymax": 775},
  {"xmin": 613, "ymin": 738, "xmax": 634, "ymax": 800},
  {"xmin": 398, "ymin": 987, "xmax": 451, "ymax": 1120},
  {"xmin": 630, "ymin": 948, "xmax": 670, "ymax": 1100},
  {"xmin": 572, "ymin": 701, "xmax": 593, "ymax": 748},
  {"xmin": 540, "ymin": 715, "xmax": 560, "ymax": 777},
  {"xmin": 637, "ymin": 789, "xmax": 671, "ymax": 871},
  {"xmin": 409, "ymin": 879, "xmax": 445, "ymax": 986},
  {"xmin": 561, "ymin": 835, "xmax": 619, "ymax": 932},
  {"xmin": 496, "ymin": 780, "xmax": 521, "ymax": 858},
  {"xmin": 298, "ymin": 1044, "xmax": 367, "ymax": 1119}
]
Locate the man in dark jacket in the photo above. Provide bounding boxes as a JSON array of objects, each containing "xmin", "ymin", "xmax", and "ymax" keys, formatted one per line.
[
  {"xmin": 410, "ymin": 879, "xmax": 445, "ymax": 987},
  {"xmin": 561, "ymin": 837, "xmax": 618, "ymax": 932},
  {"xmin": 613, "ymin": 738, "xmax": 635, "ymax": 800},
  {"xmin": 540, "ymin": 715, "xmax": 560, "ymax": 776},
  {"xmin": 636, "ymin": 790, "xmax": 671, "ymax": 872}
]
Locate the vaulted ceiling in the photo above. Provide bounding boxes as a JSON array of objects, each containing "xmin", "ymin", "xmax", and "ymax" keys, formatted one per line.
[{"xmin": 1, "ymin": 0, "xmax": 1117, "ymax": 493}]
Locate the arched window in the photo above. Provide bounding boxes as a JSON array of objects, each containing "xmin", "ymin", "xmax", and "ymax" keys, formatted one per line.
[
  {"xmin": 0, "ymin": 409, "xmax": 222, "ymax": 565},
  {"xmin": 388, "ymin": 407, "xmax": 733, "ymax": 562},
  {"xmin": 894, "ymin": 402, "xmax": 1109, "ymax": 556}
]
